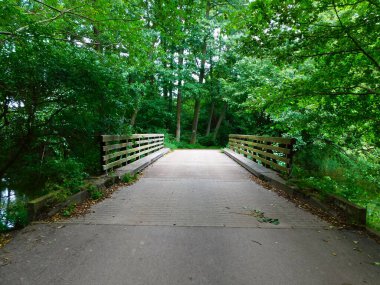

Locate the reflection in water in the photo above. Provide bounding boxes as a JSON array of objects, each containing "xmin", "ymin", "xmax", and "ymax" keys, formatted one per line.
[
  {"xmin": 0, "ymin": 170, "xmax": 49, "ymax": 230},
  {"xmin": 1, "ymin": 178, "xmax": 25, "ymax": 230},
  {"xmin": 1, "ymin": 176, "xmax": 45, "ymax": 230},
  {"xmin": 1, "ymin": 185, "xmax": 16, "ymax": 229}
]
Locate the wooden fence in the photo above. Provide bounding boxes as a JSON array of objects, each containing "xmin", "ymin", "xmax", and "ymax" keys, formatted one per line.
[
  {"xmin": 228, "ymin": 134, "xmax": 295, "ymax": 174},
  {"xmin": 101, "ymin": 134, "xmax": 164, "ymax": 172}
]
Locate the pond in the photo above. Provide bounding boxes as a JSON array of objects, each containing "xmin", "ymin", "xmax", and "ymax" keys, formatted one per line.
[{"xmin": 0, "ymin": 177, "xmax": 44, "ymax": 231}]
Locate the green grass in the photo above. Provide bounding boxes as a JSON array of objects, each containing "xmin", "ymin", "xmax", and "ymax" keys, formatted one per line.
[{"xmin": 121, "ymin": 173, "xmax": 139, "ymax": 184}]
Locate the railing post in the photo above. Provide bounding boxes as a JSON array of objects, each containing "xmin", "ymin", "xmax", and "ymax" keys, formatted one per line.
[
  {"xmin": 138, "ymin": 136, "xmax": 141, "ymax": 160},
  {"xmin": 287, "ymin": 138, "xmax": 296, "ymax": 177},
  {"xmin": 99, "ymin": 135, "xmax": 105, "ymax": 174},
  {"xmin": 123, "ymin": 137, "xmax": 128, "ymax": 167}
]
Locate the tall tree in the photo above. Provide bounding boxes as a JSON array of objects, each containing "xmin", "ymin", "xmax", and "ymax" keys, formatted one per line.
[{"xmin": 190, "ymin": 0, "xmax": 211, "ymax": 144}]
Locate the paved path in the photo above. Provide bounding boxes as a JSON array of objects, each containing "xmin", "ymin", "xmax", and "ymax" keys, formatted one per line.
[{"xmin": 1, "ymin": 150, "xmax": 379, "ymax": 285}]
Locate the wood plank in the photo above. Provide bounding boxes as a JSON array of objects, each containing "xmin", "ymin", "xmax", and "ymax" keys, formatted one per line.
[
  {"xmin": 103, "ymin": 141, "xmax": 164, "ymax": 161},
  {"xmin": 129, "ymin": 134, "xmax": 164, "ymax": 139},
  {"xmin": 138, "ymin": 138, "xmax": 164, "ymax": 145},
  {"xmin": 229, "ymin": 138, "xmax": 291, "ymax": 154},
  {"xmin": 103, "ymin": 142, "xmax": 134, "ymax": 151},
  {"xmin": 121, "ymin": 141, "xmax": 163, "ymax": 156},
  {"xmin": 229, "ymin": 142, "xmax": 290, "ymax": 163},
  {"xmin": 103, "ymin": 145, "xmax": 164, "ymax": 170},
  {"xmin": 124, "ymin": 145, "xmax": 163, "ymax": 161},
  {"xmin": 229, "ymin": 134, "xmax": 293, "ymax": 144},
  {"xmin": 103, "ymin": 156, "xmax": 128, "ymax": 170},
  {"xmin": 233, "ymin": 147, "xmax": 289, "ymax": 173},
  {"xmin": 102, "ymin": 134, "xmax": 164, "ymax": 142},
  {"xmin": 101, "ymin": 135, "xmax": 130, "ymax": 142}
]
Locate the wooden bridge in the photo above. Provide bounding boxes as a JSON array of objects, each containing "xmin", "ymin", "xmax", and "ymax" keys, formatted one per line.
[
  {"xmin": 1, "ymin": 134, "xmax": 379, "ymax": 284},
  {"xmin": 100, "ymin": 133, "xmax": 295, "ymax": 178}
]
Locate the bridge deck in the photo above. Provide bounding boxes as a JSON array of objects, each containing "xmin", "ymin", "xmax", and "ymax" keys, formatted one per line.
[{"xmin": 1, "ymin": 150, "xmax": 379, "ymax": 284}]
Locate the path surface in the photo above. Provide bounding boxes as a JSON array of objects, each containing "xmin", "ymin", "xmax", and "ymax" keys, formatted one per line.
[{"xmin": 1, "ymin": 150, "xmax": 379, "ymax": 285}]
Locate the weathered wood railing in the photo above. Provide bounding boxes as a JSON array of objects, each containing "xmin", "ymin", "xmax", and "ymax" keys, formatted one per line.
[
  {"xmin": 228, "ymin": 134, "xmax": 295, "ymax": 174},
  {"xmin": 101, "ymin": 134, "xmax": 164, "ymax": 172}
]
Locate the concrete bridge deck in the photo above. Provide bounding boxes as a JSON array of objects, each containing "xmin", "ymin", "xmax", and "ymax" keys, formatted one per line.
[{"xmin": 1, "ymin": 150, "xmax": 379, "ymax": 284}]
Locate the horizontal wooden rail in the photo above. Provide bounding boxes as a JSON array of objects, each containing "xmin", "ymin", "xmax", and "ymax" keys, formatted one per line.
[
  {"xmin": 228, "ymin": 134, "xmax": 295, "ymax": 174},
  {"xmin": 101, "ymin": 134, "xmax": 165, "ymax": 172}
]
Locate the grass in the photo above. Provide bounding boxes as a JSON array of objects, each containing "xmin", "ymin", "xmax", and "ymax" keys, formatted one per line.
[{"xmin": 121, "ymin": 173, "xmax": 139, "ymax": 184}]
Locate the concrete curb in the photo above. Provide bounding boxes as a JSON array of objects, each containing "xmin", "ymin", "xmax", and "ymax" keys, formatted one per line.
[
  {"xmin": 28, "ymin": 148, "xmax": 170, "ymax": 221},
  {"xmin": 223, "ymin": 148, "xmax": 372, "ymax": 231},
  {"xmin": 223, "ymin": 148, "xmax": 296, "ymax": 195}
]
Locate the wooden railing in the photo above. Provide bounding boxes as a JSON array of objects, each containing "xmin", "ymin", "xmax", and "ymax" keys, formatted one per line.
[
  {"xmin": 228, "ymin": 134, "xmax": 295, "ymax": 174},
  {"xmin": 101, "ymin": 134, "xmax": 164, "ymax": 172}
]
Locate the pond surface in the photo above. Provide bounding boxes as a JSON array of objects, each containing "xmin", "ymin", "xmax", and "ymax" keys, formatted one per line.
[{"xmin": 0, "ymin": 177, "xmax": 44, "ymax": 230}]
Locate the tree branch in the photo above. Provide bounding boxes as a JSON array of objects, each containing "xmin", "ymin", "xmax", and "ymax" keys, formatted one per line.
[
  {"xmin": 0, "ymin": 31, "xmax": 13, "ymax": 36},
  {"xmin": 32, "ymin": 0, "xmax": 62, "ymax": 13},
  {"xmin": 332, "ymin": 0, "xmax": 380, "ymax": 71},
  {"xmin": 298, "ymin": 49, "xmax": 361, "ymax": 58}
]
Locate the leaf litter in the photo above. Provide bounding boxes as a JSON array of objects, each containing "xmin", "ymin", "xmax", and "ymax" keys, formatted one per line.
[{"xmin": 233, "ymin": 208, "xmax": 280, "ymax": 225}]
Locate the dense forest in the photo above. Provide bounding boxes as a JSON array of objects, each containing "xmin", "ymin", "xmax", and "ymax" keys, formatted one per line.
[{"xmin": 0, "ymin": 0, "xmax": 379, "ymax": 230}]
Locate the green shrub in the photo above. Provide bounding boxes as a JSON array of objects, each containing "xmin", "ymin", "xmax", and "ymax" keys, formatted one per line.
[
  {"xmin": 197, "ymin": 135, "xmax": 217, "ymax": 146},
  {"xmin": 291, "ymin": 143, "xmax": 380, "ymax": 230},
  {"xmin": 61, "ymin": 203, "xmax": 76, "ymax": 217},
  {"xmin": 36, "ymin": 158, "xmax": 88, "ymax": 208},
  {"xmin": 121, "ymin": 173, "xmax": 139, "ymax": 184},
  {"xmin": 86, "ymin": 185, "xmax": 104, "ymax": 200}
]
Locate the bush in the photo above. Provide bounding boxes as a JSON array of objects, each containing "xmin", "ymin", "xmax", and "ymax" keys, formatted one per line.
[
  {"xmin": 40, "ymin": 158, "xmax": 86, "ymax": 198},
  {"xmin": 290, "ymin": 143, "xmax": 380, "ymax": 230},
  {"xmin": 61, "ymin": 203, "xmax": 76, "ymax": 217},
  {"xmin": 197, "ymin": 135, "xmax": 217, "ymax": 146},
  {"xmin": 164, "ymin": 133, "xmax": 221, "ymax": 150},
  {"xmin": 86, "ymin": 185, "xmax": 104, "ymax": 200},
  {"xmin": 121, "ymin": 173, "xmax": 139, "ymax": 184}
]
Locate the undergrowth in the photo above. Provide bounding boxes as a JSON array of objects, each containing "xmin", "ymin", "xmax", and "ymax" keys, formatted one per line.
[
  {"xmin": 164, "ymin": 133, "xmax": 221, "ymax": 150},
  {"xmin": 290, "ymin": 143, "xmax": 380, "ymax": 231},
  {"xmin": 121, "ymin": 173, "xmax": 139, "ymax": 184}
]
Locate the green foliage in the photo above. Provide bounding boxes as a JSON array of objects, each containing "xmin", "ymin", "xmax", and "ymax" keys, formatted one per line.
[
  {"xmin": 61, "ymin": 203, "xmax": 76, "ymax": 217},
  {"xmin": 290, "ymin": 143, "xmax": 380, "ymax": 228},
  {"xmin": 42, "ymin": 158, "xmax": 86, "ymax": 194},
  {"xmin": 367, "ymin": 204, "xmax": 380, "ymax": 232},
  {"xmin": 86, "ymin": 185, "xmax": 103, "ymax": 201},
  {"xmin": 121, "ymin": 173, "xmax": 139, "ymax": 184},
  {"xmin": 197, "ymin": 135, "xmax": 217, "ymax": 147},
  {"xmin": 164, "ymin": 133, "xmax": 221, "ymax": 150},
  {"xmin": 292, "ymin": 144, "xmax": 379, "ymax": 200}
]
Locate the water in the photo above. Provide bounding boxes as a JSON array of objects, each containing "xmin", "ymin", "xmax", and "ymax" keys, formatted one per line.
[
  {"xmin": 0, "ymin": 185, "xmax": 18, "ymax": 229},
  {"xmin": 0, "ymin": 177, "xmax": 44, "ymax": 231}
]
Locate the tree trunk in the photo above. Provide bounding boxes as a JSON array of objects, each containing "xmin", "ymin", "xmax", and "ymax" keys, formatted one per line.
[
  {"xmin": 190, "ymin": 1, "xmax": 210, "ymax": 144},
  {"xmin": 213, "ymin": 103, "xmax": 227, "ymax": 141},
  {"xmin": 169, "ymin": 55, "xmax": 174, "ymax": 112},
  {"xmin": 169, "ymin": 83, "xmax": 173, "ymax": 112},
  {"xmin": 130, "ymin": 109, "xmax": 138, "ymax": 127},
  {"xmin": 190, "ymin": 99, "xmax": 201, "ymax": 144},
  {"xmin": 163, "ymin": 82, "xmax": 168, "ymax": 100},
  {"xmin": 205, "ymin": 101, "xmax": 215, "ymax": 136},
  {"xmin": 189, "ymin": 41, "xmax": 207, "ymax": 144},
  {"xmin": 175, "ymin": 49, "xmax": 184, "ymax": 142}
]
